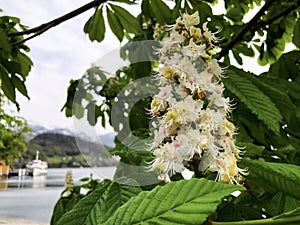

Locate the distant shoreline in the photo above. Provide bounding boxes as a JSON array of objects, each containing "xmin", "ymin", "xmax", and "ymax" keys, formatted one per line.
[{"xmin": 0, "ymin": 216, "xmax": 49, "ymax": 225}]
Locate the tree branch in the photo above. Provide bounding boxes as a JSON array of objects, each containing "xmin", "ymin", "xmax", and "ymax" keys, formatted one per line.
[
  {"xmin": 217, "ymin": 0, "xmax": 274, "ymax": 59},
  {"xmin": 255, "ymin": 1, "xmax": 300, "ymax": 30},
  {"xmin": 8, "ymin": 0, "xmax": 109, "ymax": 45}
]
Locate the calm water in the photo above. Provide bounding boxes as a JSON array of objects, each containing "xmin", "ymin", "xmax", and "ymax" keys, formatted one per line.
[{"xmin": 0, "ymin": 167, "xmax": 116, "ymax": 223}]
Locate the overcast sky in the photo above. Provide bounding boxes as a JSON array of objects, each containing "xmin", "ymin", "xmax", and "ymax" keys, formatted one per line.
[
  {"xmin": 1, "ymin": 1, "xmax": 273, "ymax": 134},
  {"xmin": 1, "ymin": 0, "xmax": 123, "ymax": 133}
]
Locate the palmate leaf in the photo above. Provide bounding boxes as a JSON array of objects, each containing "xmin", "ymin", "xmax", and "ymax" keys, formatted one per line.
[
  {"xmin": 224, "ymin": 67, "xmax": 282, "ymax": 135},
  {"xmin": 241, "ymin": 159, "xmax": 300, "ymax": 200},
  {"xmin": 293, "ymin": 20, "xmax": 300, "ymax": 48},
  {"xmin": 11, "ymin": 75, "xmax": 29, "ymax": 99},
  {"xmin": 0, "ymin": 29, "xmax": 11, "ymax": 52},
  {"xmin": 264, "ymin": 192, "xmax": 300, "ymax": 217},
  {"xmin": 273, "ymin": 207, "xmax": 300, "ymax": 220},
  {"xmin": 16, "ymin": 52, "xmax": 33, "ymax": 79},
  {"xmin": 267, "ymin": 51, "xmax": 300, "ymax": 82},
  {"xmin": 149, "ymin": 0, "xmax": 172, "ymax": 24},
  {"xmin": 214, "ymin": 207, "xmax": 300, "ymax": 224},
  {"xmin": 110, "ymin": 4, "xmax": 141, "ymax": 34},
  {"xmin": 0, "ymin": 64, "xmax": 16, "ymax": 103},
  {"xmin": 107, "ymin": 8, "xmax": 124, "ymax": 42},
  {"xmin": 237, "ymin": 142, "xmax": 265, "ymax": 159},
  {"xmin": 84, "ymin": 7, "xmax": 105, "ymax": 42},
  {"xmin": 243, "ymin": 72, "xmax": 295, "ymax": 123},
  {"xmin": 105, "ymin": 178, "xmax": 245, "ymax": 225},
  {"xmin": 50, "ymin": 196, "xmax": 83, "ymax": 225},
  {"xmin": 57, "ymin": 179, "xmax": 142, "ymax": 225}
]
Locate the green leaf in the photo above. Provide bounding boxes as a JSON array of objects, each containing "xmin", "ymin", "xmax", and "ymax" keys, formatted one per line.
[
  {"xmin": 224, "ymin": 67, "xmax": 282, "ymax": 134},
  {"xmin": 241, "ymin": 159, "xmax": 300, "ymax": 200},
  {"xmin": 246, "ymin": 76, "xmax": 295, "ymax": 122},
  {"xmin": 0, "ymin": 29, "xmax": 12, "ymax": 52},
  {"xmin": 50, "ymin": 197, "xmax": 82, "ymax": 225},
  {"xmin": 1, "ymin": 60, "xmax": 21, "ymax": 77},
  {"xmin": 84, "ymin": 7, "xmax": 105, "ymax": 42},
  {"xmin": 105, "ymin": 178, "xmax": 245, "ymax": 225},
  {"xmin": 149, "ymin": 0, "xmax": 172, "ymax": 24},
  {"xmin": 227, "ymin": 7, "xmax": 243, "ymax": 21},
  {"xmin": 110, "ymin": 4, "xmax": 141, "ymax": 34},
  {"xmin": 236, "ymin": 44, "xmax": 254, "ymax": 57},
  {"xmin": 141, "ymin": 0, "xmax": 155, "ymax": 19},
  {"xmin": 11, "ymin": 75, "xmax": 29, "ymax": 98},
  {"xmin": 17, "ymin": 52, "xmax": 33, "ymax": 78},
  {"xmin": 172, "ymin": 0, "xmax": 182, "ymax": 20},
  {"xmin": 83, "ymin": 15, "xmax": 93, "ymax": 33},
  {"xmin": 267, "ymin": 51, "xmax": 300, "ymax": 82},
  {"xmin": 264, "ymin": 192, "xmax": 300, "ymax": 217},
  {"xmin": 107, "ymin": 8, "xmax": 124, "ymax": 42},
  {"xmin": 189, "ymin": 1, "xmax": 212, "ymax": 22},
  {"xmin": 238, "ymin": 142, "xmax": 265, "ymax": 159},
  {"xmin": 232, "ymin": 49, "xmax": 242, "ymax": 65},
  {"xmin": 212, "ymin": 207, "xmax": 300, "ymax": 224},
  {"xmin": 273, "ymin": 207, "xmax": 300, "ymax": 220},
  {"xmin": 57, "ymin": 179, "xmax": 142, "ymax": 225},
  {"xmin": 73, "ymin": 102, "xmax": 84, "ymax": 119},
  {"xmin": 293, "ymin": 20, "xmax": 300, "ymax": 48},
  {"xmin": 0, "ymin": 64, "xmax": 16, "ymax": 103},
  {"xmin": 233, "ymin": 103, "xmax": 269, "ymax": 145},
  {"xmin": 86, "ymin": 101, "xmax": 97, "ymax": 126}
]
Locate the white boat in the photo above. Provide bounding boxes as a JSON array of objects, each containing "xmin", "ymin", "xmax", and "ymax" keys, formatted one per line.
[{"xmin": 26, "ymin": 151, "xmax": 48, "ymax": 176}]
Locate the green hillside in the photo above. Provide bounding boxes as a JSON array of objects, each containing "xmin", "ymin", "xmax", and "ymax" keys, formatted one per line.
[{"xmin": 15, "ymin": 133, "xmax": 116, "ymax": 168}]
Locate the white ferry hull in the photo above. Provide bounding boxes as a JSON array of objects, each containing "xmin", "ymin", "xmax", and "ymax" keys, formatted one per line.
[{"xmin": 27, "ymin": 168, "xmax": 47, "ymax": 176}]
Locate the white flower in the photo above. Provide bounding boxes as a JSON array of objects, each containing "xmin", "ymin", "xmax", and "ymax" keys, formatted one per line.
[
  {"xmin": 198, "ymin": 108, "xmax": 213, "ymax": 130},
  {"xmin": 149, "ymin": 11, "xmax": 244, "ymax": 184},
  {"xmin": 182, "ymin": 11, "xmax": 200, "ymax": 30},
  {"xmin": 190, "ymin": 26, "xmax": 202, "ymax": 42},
  {"xmin": 153, "ymin": 23, "xmax": 166, "ymax": 40},
  {"xmin": 149, "ymin": 85, "xmax": 177, "ymax": 116},
  {"xmin": 152, "ymin": 125, "xmax": 169, "ymax": 149},
  {"xmin": 169, "ymin": 31, "xmax": 185, "ymax": 44},
  {"xmin": 160, "ymin": 66, "xmax": 179, "ymax": 81},
  {"xmin": 151, "ymin": 142, "xmax": 187, "ymax": 178},
  {"xmin": 207, "ymin": 58, "xmax": 225, "ymax": 77},
  {"xmin": 150, "ymin": 96, "xmax": 167, "ymax": 116},
  {"xmin": 164, "ymin": 96, "xmax": 200, "ymax": 127},
  {"xmin": 197, "ymin": 70, "xmax": 216, "ymax": 93},
  {"xmin": 158, "ymin": 85, "xmax": 173, "ymax": 101},
  {"xmin": 214, "ymin": 153, "xmax": 240, "ymax": 184},
  {"xmin": 202, "ymin": 22, "xmax": 222, "ymax": 44},
  {"xmin": 177, "ymin": 127, "xmax": 212, "ymax": 156},
  {"xmin": 182, "ymin": 38, "xmax": 207, "ymax": 59}
]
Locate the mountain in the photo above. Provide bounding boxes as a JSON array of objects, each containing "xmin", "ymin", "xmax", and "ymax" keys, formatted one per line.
[
  {"xmin": 99, "ymin": 132, "xmax": 115, "ymax": 148},
  {"xmin": 15, "ymin": 132, "xmax": 117, "ymax": 168},
  {"xmin": 27, "ymin": 123, "xmax": 115, "ymax": 147}
]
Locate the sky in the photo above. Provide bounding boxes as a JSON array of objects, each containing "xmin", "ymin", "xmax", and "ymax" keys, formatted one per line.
[
  {"xmin": 1, "ymin": 1, "xmax": 272, "ymax": 134},
  {"xmin": 1, "ymin": 0, "xmax": 123, "ymax": 132}
]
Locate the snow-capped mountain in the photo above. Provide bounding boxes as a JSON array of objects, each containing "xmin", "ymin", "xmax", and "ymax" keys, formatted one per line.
[{"xmin": 28, "ymin": 123, "xmax": 115, "ymax": 148}]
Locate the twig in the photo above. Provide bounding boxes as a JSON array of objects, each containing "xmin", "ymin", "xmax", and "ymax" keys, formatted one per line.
[
  {"xmin": 217, "ymin": 0, "xmax": 274, "ymax": 59},
  {"xmin": 12, "ymin": 24, "xmax": 53, "ymax": 46},
  {"xmin": 8, "ymin": 0, "xmax": 109, "ymax": 45},
  {"xmin": 255, "ymin": 2, "xmax": 300, "ymax": 29}
]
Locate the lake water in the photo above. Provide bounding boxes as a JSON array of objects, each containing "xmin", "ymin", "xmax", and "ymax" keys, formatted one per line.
[{"xmin": 0, "ymin": 167, "xmax": 116, "ymax": 223}]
